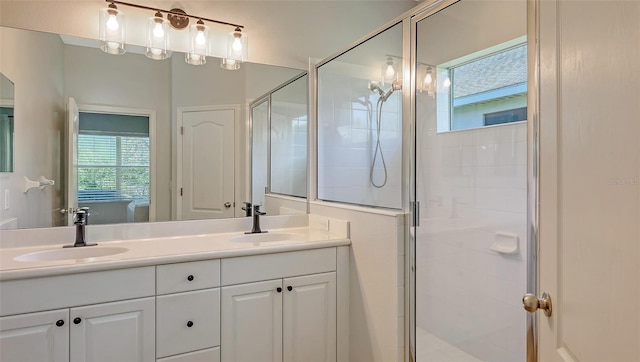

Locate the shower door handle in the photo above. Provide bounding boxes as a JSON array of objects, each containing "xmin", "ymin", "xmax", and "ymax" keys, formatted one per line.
[{"xmin": 522, "ymin": 292, "xmax": 552, "ymax": 317}]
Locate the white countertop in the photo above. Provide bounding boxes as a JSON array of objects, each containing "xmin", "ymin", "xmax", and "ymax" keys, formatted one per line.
[{"xmin": 0, "ymin": 227, "xmax": 350, "ymax": 281}]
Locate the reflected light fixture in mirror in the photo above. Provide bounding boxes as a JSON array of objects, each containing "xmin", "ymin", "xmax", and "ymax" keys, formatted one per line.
[
  {"xmin": 146, "ymin": 11, "xmax": 169, "ymax": 60},
  {"xmin": 186, "ymin": 19, "xmax": 209, "ymax": 65},
  {"xmin": 99, "ymin": 3, "xmax": 125, "ymax": 54},
  {"xmin": 98, "ymin": 1, "xmax": 248, "ymax": 67}
]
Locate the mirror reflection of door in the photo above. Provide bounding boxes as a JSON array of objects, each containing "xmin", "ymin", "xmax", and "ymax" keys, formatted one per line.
[
  {"xmin": 178, "ymin": 106, "xmax": 236, "ymax": 220},
  {"xmin": 69, "ymin": 103, "xmax": 153, "ymax": 225}
]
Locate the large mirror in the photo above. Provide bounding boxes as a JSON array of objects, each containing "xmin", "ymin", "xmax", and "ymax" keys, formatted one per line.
[
  {"xmin": 0, "ymin": 26, "xmax": 307, "ymax": 229},
  {"xmin": 0, "ymin": 73, "xmax": 14, "ymax": 172}
]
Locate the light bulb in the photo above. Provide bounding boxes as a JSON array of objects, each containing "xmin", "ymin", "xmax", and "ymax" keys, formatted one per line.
[
  {"xmin": 424, "ymin": 73, "xmax": 432, "ymax": 85},
  {"xmin": 443, "ymin": 77, "xmax": 451, "ymax": 88},
  {"xmin": 385, "ymin": 64, "xmax": 395, "ymax": 79},
  {"xmin": 196, "ymin": 31, "xmax": 206, "ymax": 45},
  {"xmin": 153, "ymin": 22, "xmax": 164, "ymax": 38},
  {"xmin": 106, "ymin": 14, "xmax": 119, "ymax": 30},
  {"xmin": 232, "ymin": 37, "xmax": 242, "ymax": 52}
]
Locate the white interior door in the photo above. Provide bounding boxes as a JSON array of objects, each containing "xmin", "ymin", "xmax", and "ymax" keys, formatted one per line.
[
  {"xmin": 536, "ymin": 0, "xmax": 640, "ymax": 360},
  {"xmin": 66, "ymin": 97, "xmax": 79, "ymax": 225},
  {"xmin": 180, "ymin": 108, "xmax": 235, "ymax": 220}
]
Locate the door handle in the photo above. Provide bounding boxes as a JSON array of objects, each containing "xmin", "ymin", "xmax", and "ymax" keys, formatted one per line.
[
  {"xmin": 522, "ymin": 292, "xmax": 552, "ymax": 317},
  {"xmin": 224, "ymin": 202, "xmax": 232, "ymax": 209}
]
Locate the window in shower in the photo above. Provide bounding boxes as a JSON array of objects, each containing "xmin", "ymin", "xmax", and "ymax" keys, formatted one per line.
[
  {"xmin": 437, "ymin": 41, "xmax": 528, "ymax": 132},
  {"xmin": 317, "ymin": 23, "xmax": 403, "ymax": 209}
]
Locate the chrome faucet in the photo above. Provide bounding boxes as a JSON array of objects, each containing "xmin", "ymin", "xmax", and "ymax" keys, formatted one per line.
[
  {"xmin": 64, "ymin": 208, "xmax": 97, "ymax": 248},
  {"xmin": 245, "ymin": 205, "xmax": 267, "ymax": 234}
]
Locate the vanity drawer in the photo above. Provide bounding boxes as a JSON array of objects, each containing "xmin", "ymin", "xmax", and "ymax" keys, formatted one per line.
[
  {"xmin": 157, "ymin": 347, "xmax": 220, "ymax": 362},
  {"xmin": 157, "ymin": 259, "xmax": 220, "ymax": 295},
  {"xmin": 221, "ymin": 248, "xmax": 337, "ymax": 285},
  {"xmin": 156, "ymin": 288, "xmax": 220, "ymax": 358}
]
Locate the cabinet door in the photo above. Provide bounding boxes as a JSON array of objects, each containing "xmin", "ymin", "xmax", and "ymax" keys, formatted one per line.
[
  {"xmin": 221, "ymin": 279, "xmax": 282, "ymax": 362},
  {"xmin": 283, "ymin": 272, "xmax": 336, "ymax": 362},
  {"xmin": 0, "ymin": 309, "xmax": 69, "ymax": 362},
  {"xmin": 70, "ymin": 297, "xmax": 155, "ymax": 362}
]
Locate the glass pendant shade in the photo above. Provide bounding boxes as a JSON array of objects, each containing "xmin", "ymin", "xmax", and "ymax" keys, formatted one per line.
[
  {"xmin": 220, "ymin": 58, "xmax": 240, "ymax": 70},
  {"xmin": 186, "ymin": 20, "xmax": 209, "ymax": 65},
  {"xmin": 145, "ymin": 13, "xmax": 169, "ymax": 60},
  {"xmin": 99, "ymin": 4, "xmax": 125, "ymax": 55},
  {"xmin": 227, "ymin": 27, "xmax": 247, "ymax": 62}
]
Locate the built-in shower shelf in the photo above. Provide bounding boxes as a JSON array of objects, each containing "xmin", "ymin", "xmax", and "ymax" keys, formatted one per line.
[{"xmin": 490, "ymin": 232, "xmax": 519, "ymax": 255}]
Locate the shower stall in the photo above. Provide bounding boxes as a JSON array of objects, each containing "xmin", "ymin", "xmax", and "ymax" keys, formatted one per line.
[
  {"xmin": 315, "ymin": 0, "xmax": 530, "ymax": 360},
  {"xmin": 412, "ymin": 1, "xmax": 528, "ymax": 360}
]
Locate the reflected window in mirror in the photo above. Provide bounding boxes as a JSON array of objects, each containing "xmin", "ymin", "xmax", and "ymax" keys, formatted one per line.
[
  {"xmin": 78, "ymin": 112, "xmax": 150, "ymax": 225},
  {"xmin": 0, "ymin": 73, "xmax": 15, "ymax": 172}
]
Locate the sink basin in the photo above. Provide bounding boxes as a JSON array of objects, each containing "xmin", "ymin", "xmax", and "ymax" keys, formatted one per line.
[
  {"xmin": 15, "ymin": 246, "xmax": 129, "ymax": 262},
  {"xmin": 229, "ymin": 232, "xmax": 300, "ymax": 243}
]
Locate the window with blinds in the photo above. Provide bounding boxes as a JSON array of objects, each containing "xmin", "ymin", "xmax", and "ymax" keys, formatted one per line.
[{"xmin": 77, "ymin": 113, "xmax": 150, "ymax": 202}]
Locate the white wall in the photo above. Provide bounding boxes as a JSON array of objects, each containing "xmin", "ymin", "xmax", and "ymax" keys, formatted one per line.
[{"xmin": 0, "ymin": 27, "xmax": 65, "ymax": 228}]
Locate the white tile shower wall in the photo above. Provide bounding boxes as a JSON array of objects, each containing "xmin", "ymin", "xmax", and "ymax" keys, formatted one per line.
[
  {"xmin": 317, "ymin": 73, "xmax": 402, "ymax": 209},
  {"xmin": 415, "ymin": 93, "xmax": 527, "ymax": 362},
  {"xmin": 270, "ymin": 113, "xmax": 307, "ymax": 197}
]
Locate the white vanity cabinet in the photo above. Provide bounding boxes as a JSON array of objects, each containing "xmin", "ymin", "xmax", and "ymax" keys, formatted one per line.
[
  {"xmin": 0, "ymin": 309, "xmax": 70, "ymax": 361},
  {"xmin": 0, "ymin": 267, "xmax": 156, "ymax": 362},
  {"xmin": 220, "ymin": 248, "xmax": 339, "ymax": 362},
  {"xmin": 156, "ymin": 259, "xmax": 221, "ymax": 362}
]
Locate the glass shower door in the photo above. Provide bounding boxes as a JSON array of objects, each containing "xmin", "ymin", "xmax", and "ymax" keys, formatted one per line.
[{"xmin": 413, "ymin": 1, "xmax": 528, "ymax": 360}]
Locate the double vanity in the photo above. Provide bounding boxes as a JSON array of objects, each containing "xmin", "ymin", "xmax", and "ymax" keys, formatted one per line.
[{"xmin": 0, "ymin": 215, "xmax": 350, "ymax": 362}]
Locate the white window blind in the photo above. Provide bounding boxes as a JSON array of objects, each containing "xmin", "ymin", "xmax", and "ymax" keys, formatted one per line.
[{"xmin": 77, "ymin": 133, "xmax": 150, "ymax": 202}]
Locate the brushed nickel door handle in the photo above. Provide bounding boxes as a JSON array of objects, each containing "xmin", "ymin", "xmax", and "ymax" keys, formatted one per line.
[{"xmin": 522, "ymin": 292, "xmax": 552, "ymax": 317}]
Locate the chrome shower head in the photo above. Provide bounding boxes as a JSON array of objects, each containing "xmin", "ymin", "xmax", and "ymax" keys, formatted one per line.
[{"xmin": 370, "ymin": 83, "xmax": 384, "ymax": 96}]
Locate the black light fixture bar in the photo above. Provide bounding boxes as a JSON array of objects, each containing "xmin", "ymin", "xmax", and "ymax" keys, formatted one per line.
[{"xmin": 106, "ymin": 0, "xmax": 244, "ymax": 29}]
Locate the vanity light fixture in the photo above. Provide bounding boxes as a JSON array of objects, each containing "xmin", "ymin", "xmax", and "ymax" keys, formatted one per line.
[
  {"xmin": 186, "ymin": 19, "xmax": 209, "ymax": 65},
  {"xmin": 99, "ymin": 3, "xmax": 125, "ymax": 55},
  {"xmin": 145, "ymin": 11, "xmax": 169, "ymax": 60},
  {"xmin": 227, "ymin": 27, "xmax": 248, "ymax": 62},
  {"xmin": 99, "ymin": 0, "xmax": 247, "ymax": 66},
  {"xmin": 220, "ymin": 58, "xmax": 241, "ymax": 70}
]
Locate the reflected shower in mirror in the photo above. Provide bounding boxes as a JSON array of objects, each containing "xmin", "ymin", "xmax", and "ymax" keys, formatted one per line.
[
  {"xmin": 0, "ymin": 25, "xmax": 307, "ymax": 229},
  {"xmin": 0, "ymin": 73, "xmax": 14, "ymax": 173},
  {"xmin": 250, "ymin": 74, "xmax": 308, "ymax": 216}
]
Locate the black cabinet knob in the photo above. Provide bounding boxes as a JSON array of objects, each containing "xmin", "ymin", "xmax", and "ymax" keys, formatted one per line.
[
  {"xmin": 56, "ymin": 319, "xmax": 65, "ymax": 327},
  {"xmin": 187, "ymin": 275, "xmax": 194, "ymax": 281},
  {"xmin": 277, "ymin": 287, "xmax": 282, "ymax": 293},
  {"xmin": 287, "ymin": 286, "xmax": 293, "ymax": 292},
  {"xmin": 187, "ymin": 321, "xmax": 194, "ymax": 328},
  {"xmin": 73, "ymin": 317, "xmax": 82, "ymax": 325}
]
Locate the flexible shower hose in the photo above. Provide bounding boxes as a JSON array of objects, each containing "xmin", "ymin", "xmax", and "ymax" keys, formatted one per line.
[{"xmin": 370, "ymin": 97, "xmax": 388, "ymax": 188}]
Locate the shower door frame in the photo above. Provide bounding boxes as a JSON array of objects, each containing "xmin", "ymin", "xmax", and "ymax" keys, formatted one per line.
[{"xmin": 406, "ymin": 0, "xmax": 540, "ymax": 361}]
